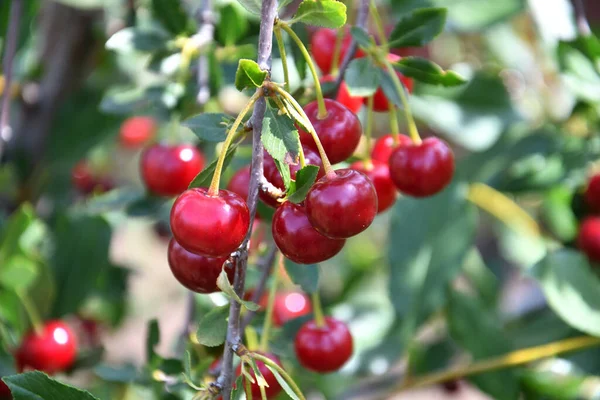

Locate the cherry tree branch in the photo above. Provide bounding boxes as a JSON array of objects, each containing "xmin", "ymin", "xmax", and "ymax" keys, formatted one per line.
[
  {"xmin": 573, "ymin": 0, "xmax": 591, "ymax": 36},
  {"xmin": 215, "ymin": 0, "xmax": 278, "ymax": 396},
  {"xmin": 240, "ymin": 245, "xmax": 278, "ymax": 330},
  {"xmin": 195, "ymin": 0, "xmax": 215, "ymax": 105}
]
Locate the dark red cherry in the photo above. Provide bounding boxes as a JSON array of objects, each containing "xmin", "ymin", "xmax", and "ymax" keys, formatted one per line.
[
  {"xmin": 350, "ymin": 160, "xmax": 397, "ymax": 213},
  {"xmin": 119, "ymin": 116, "xmax": 156, "ymax": 149},
  {"xmin": 71, "ymin": 161, "xmax": 96, "ymax": 194},
  {"xmin": 167, "ymin": 238, "xmax": 233, "ymax": 293},
  {"xmin": 578, "ymin": 217, "xmax": 600, "ymax": 262},
  {"xmin": 294, "ymin": 317, "xmax": 353, "ymax": 372},
  {"xmin": 0, "ymin": 380, "xmax": 10, "ymax": 399},
  {"xmin": 305, "ymin": 169, "xmax": 378, "ymax": 239},
  {"xmin": 388, "ymin": 137, "xmax": 454, "ymax": 197},
  {"xmin": 141, "ymin": 144, "xmax": 205, "ymax": 197},
  {"xmin": 261, "ymin": 147, "xmax": 325, "ymax": 208},
  {"xmin": 273, "ymin": 291, "xmax": 312, "ymax": 326},
  {"xmin": 371, "ymin": 133, "xmax": 412, "ymax": 163},
  {"xmin": 298, "ymin": 99, "xmax": 362, "ymax": 164},
  {"xmin": 372, "ymin": 54, "xmax": 414, "ymax": 112},
  {"xmin": 16, "ymin": 320, "xmax": 77, "ymax": 374},
  {"xmin": 273, "ymin": 202, "xmax": 345, "ymax": 264},
  {"xmin": 170, "ymin": 188, "xmax": 250, "ymax": 257},
  {"xmin": 585, "ymin": 174, "xmax": 600, "ymax": 212},
  {"xmin": 321, "ymin": 75, "xmax": 363, "ymax": 114},
  {"xmin": 236, "ymin": 352, "xmax": 283, "ymax": 398},
  {"xmin": 227, "ymin": 165, "xmax": 252, "ymax": 201},
  {"xmin": 310, "ymin": 28, "xmax": 365, "ymax": 74}
]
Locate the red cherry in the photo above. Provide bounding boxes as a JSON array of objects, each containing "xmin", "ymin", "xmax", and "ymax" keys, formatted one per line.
[
  {"xmin": 585, "ymin": 174, "xmax": 600, "ymax": 212},
  {"xmin": 272, "ymin": 202, "xmax": 345, "ymax": 264},
  {"xmin": 119, "ymin": 116, "xmax": 156, "ymax": 149},
  {"xmin": 141, "ymin": 144, "xmax": 205, "ymax": 197},
  {"xmin": 235, "ymin": 352, "xmax": 283, "ymax": 398},
  {"xmin": 350, "ymin": 160, "xmax": 397, "ymax": 213},
  {"xmin": 227, "ymin": 165, "xmax": 252, "ymax": 201},
  {"xmin": 0, "ymin": 380, "xmax": 10, "ymax": 399},
  {"xmin": 71, "ymin": 161, "xmax": 96, "ymax": 194},
  {"xmin": 578, "ymin": 217, "xmax": 600, "ymax": 262},
  {"xmin": 261, "ymin": 147, "xmax": 325, "ymax": 208},
  {"xmin": 321, "ymin": 75, "xmax": 363, "ymax": 114},
  {"xmin": 372, "ymin": 54, "xmax": 414, "ymax": 112},
  {"xmin": 273, "ymin": 292, "xmax": 312, "ymax": 326},
  {"xmin": 310, "ymin": 28, "xmax": 365, "ymax": 74},
  {"xmin": 167, "ymin": 238, "xmax": 234, "ymax": 293},
  {"xmin": 16, "ymin": 320, "xmax": 77, "ymax": 374},
  {"xmin": 388, "ymin": 137, "xmax": 455, "ymax": 197},
  {"xmin": 371, "ymin": 134, "xmax": 412, "ymax": 163},
  {"xmin": 294, "ymin": 317, "xmax": 353, "ymax": 372},
  {"xmin": 305, "ymin": 169, "xmax": 378, "ymax": 239},
  {"xmin": 170, "ymin": 188, "xmax": 250, "ymax": 257},
  {"xmin": 298, "ymin": 99, "xmax": 362, "ymax": 164}
]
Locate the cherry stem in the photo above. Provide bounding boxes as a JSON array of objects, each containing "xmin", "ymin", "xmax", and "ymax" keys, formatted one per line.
[
  {"xmin": 330, "ymin": 27, "xmax": 345, "ymax": 75},
  {"xmin": 364, "ymin": 95, "xmax": 374, "ymax": 161},
  {"xmin": 259, "ymin": 384, "xmax": 267, "ymax": 400},
  {"xmin": 311, "ymin": 290, "xmax": 326, "ymax": 328},
  {"xmin": 245, "ymin": 325, "xmax": 259, "ymax": 352},
  {"xmin": 369, "ymin": 0, "xmax": 388, "ymax": 51},
  {"xmin": 17, "ymin": 290, "xmax": 43, "ymax": 335},
  {"xmin": 274, "ymin": 27, "xmax": 290, "ymax": 93},
  {"xmin": 208, "ymin": 90, "xmax": 262, "ymax": 196},
  {"xmin": 388, "ymin": 101, "xmax": 400, "ymax": 144},
  {"xmin": 298, "ymin": 144, "xmax": 306, "ymax": 168},
  {"xmin": 279, "ymin": 22, "xmax": 328, "ymax": 119},
  {"xmin": 259, "ymin": 254, "xmax": 281, "ymax": 352},
  {"xmin": 251, "ymin": 352, "xmax": 307, "ymax": 400},
  {"xmin": 245, "ymin": 378, "xmax": 254, "ymax": 400},
  {"xmin": 385, "ymin": 61, "xmax": 420, "ymax": 144}
]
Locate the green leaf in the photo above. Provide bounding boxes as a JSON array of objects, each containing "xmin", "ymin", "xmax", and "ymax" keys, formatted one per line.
[
  {"xmin": 283, "ymin": 259, "xmax": 319, "ymax": 293},
  {"xmin": 264, "ymin": 364, "xmax": 300, "ymax": 400},
  {"xmin": 235, "ymin": 59, "xmax": 268, "ymax": 91},
  {"xmin": 290, "ymin": 25, "xmax": 309, "ymax": 80},
  {"xmin": 216, "ymin": 269, "xmax": 261, "ymax": 311},
  {"xmin": 182, "ymin": 113, "xmax": 235, "ymax": 142},
  {"xmin": 151, "ymin": 0, "xmax": 193, "ymax": 35},
  {"xmin": 0, "ymin": 256, "xmax": 38, "ymax": 291},
  {"xmin": 388, "ymin": 8, "xmax": 447, "ymax": 48},
  {"xmin": 231, "ymin": 374, "xmax": 245, "ymax": 400},
  {"xmin": 94, "ymin": 364, "xmax": 138, "ymax": 383},
  {"xmin": 188, "ymin": 142, "xmax": 240, "ymax": 189},
  {"xmin": 393, "ymin": 57, "xmax": 466, "ymax": 86},
  {"xmin": 291, "ymin": 0, "xmax": 347, "ymax": 28},
  {"xmin": 105, "ymin": 27, "xmax": 169, "ymax": 53},
  {"xmin": 350, "ymin": 26, "xmax": 372, "ymax": 49},
  {"xmin": 380, "ymin": 69, "xmax": 405, "ymax": 110},
  {"xmin": 3, "ymin": 371, "xmax": 100, "ymax": 399},
  {"xmin": 235, "ymin": 0, "xmax": 262, "ymax": 15},
  {"xmin": 196, "ymin": 305, "xmax": 229, "ymax": 347},
  {"xmin": 126, "ymin": 195, "xmax": 168, "ymax": 217},
  {"xmin": 77, "ymin": 187, "xmax": 145, "ymax": 215},
  {"xmin": 0, "ymin": 205, "xmax": 35, "ymax": 264},
  {"xmin": 287, "ymin": 165, "xmax": 319, "ymax": 203},
  {"xmin": 521, "ymin": 369, "xmax": 585, "ymax": 400},
  {"xmin": 217, "ymin": 4, "xmax": 249, "ymax": 46},
  {"xmin": 540, "ymin": 186, "xmax": 578, "ymax": 243},
  {"xmin": 531, "ymin": 249, "xmax": 600, "ymax": 336},
  {"xmin": 461, "ymin": 249, "xmax": 499, "ymax": 308},
  {"xmin": 146, "ymin": 319, "xmax": 160, "ymax": 364},
  {"xmin": 344, "ymin": 58, "xmax": 382, "ymax": 97}
]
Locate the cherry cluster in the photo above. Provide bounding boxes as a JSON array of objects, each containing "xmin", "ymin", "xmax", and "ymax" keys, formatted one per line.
[{"xmin": 578, "ymin": 174, "xmax": 600, "ymax": 261}]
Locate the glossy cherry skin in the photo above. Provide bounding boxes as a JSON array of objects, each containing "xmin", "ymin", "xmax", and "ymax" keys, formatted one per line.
[
  {"xmin": 371, "ymin": 134, "xmax": 412, "ymax": 163},
  {"xmin": 273, "ymin": 291, "xmax": 312, "ymax": 326},
  {"xmin": 585, "ymin": 174, "xmax": 600, "ymax": 213},
  {"xmin": 321, "ymin": 75, "xmax": 363, "ymax": 114},
  {"xmin": 0, "ymin": 380, "xmax": 10, "ymax": 399},
  {"xmin": 272, "ymin": 202, "xmax": 346, "ymax": 264},
  {"xmin": 578, "ymin": 217, "xmax": 600, "ymax": 262},
  {"xmin": 350, "ymin": 160, "xmax": 397, "ymax": 213},
  {"xmin": 16, "ymin": 320, "xmax": 77, "ymax": 374},
  {"xmin": 294, "ymin": 317, "xmax": 353, "ymax": 372},
  {"xmin": 305, "ymin": 169, "xmax": 378, "ymax": 239},
  {"xmin": 298, "ymin": 99, "xmax": 362, "ymax": 164},
  {"xmin": 141, "ymin": 144, "xmax": 205, "ymax": 197},
  {"xmin": 227, "ymin": 165, "xmax": 252, "ymax": 202},
  {"xmin": 170, "ymin": 188, "xmax": 250, "ymax": 257},
  {"xmin": 236, "ymin": 352, "xmax": 283, "ymax": 398},
  {"xmin": 167, "ymin": 238, "xmax": 234, "ymax": 293},
  {"xmin": 119, "ymin": 116, "xmax": 156, "ymax": 149},
  {"xmin": 388, "ymin": 137, "xmax": 454, "ymax": 197},
  {"xmin": 310, "ymin": 28, "xmax": 365, "ymax": 74},
  {"xmin": 372, "ymin": 54, "xmax": 414, "ymax": 112}
]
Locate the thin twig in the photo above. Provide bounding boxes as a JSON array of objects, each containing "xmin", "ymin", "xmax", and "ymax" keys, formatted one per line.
[
  {"xmin": 240, "ymin": 245, "xmax": 278, "ymax": 330},
  {"xmin": 573, "ymin": 0, "xmax": 591, "ymax": 36},
  {"xmin": 333, "ymin": 0, "xmax": 370, "ymax": 93},
  {"xmin": 215, "ymin": 0, "xmax": 278, "ymax": 396},
  {"xmin": 195, "ymin": 0, "xmax": 215, "ymax": 105},
  {"xmin": 0, "ymin": 0, "xmax": 23, "ymax": 161}
]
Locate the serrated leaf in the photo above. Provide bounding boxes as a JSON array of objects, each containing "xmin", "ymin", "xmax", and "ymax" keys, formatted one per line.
[
  {"xmin": 264, "ymin": 364, "xmax": 300, "ymax": 400},
  {"xmin": 235, "ymin": 59, "xmax": 268, "ymax": 91},
  {"xmin": 196, "ymin": 305, "xmax": 229, "ymax": 347},
  {"xmin": 283, "ymin": 259, "xmax": 319, "ymax": 293},
  {"xmin": 393, "ymin": 57, "xmax": 466, "ymax": 87},
  {"xmin": 350, "ymin": 26, "xmax": 372, "ymax": 49},
  {"xmin": 146, "ymin": 319, "xmax": 160, "ymax": 363},
  {"xmin": 216, "ymin": 269, "xmax": 261, "ymax": 311},
  {"xmin": 188, "ymin": 143, "xmax": 240, "ymax": 189},
  {"xmin": 231, "ymin": 374, "xmax": 245, "ymax": 400},
  {"xmin": 291, "ymin": 0, "xmax": 347, "ymax": 28},
  {"xmin": 287, "ymin": 165, "xmax": 319, "ymax": 203},
  {"xmin": 0, "ymin": 256, "xmax": 38, "ymax": 291},
  {"xmin": 182, "ymin": 113, "xmax": 235, "ymax": 142},
  {"xmin": 344, "ymin": 58, "xmax": 382, "ymax": 97},
  {"xmin": 235, "ymin": 0, "xmax": 262, "ymax": 15},
  {"xmin": 388, "ymin": 8, "xmax": 447, "ymax": 48},
  {"xmin": 4, "ymin": 371, "xmax": 100, "ymax": 400},
  {"xmin": 262, "ymin": 105, "xmax": 300, "ymax": 191}
]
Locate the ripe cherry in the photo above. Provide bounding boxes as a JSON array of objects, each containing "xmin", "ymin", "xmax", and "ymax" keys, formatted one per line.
[
  {"xmin": 273, "ymin": 291, "xmax": 312, "ymax": 326},
  {"xmin": 294, "ymin": 317, "xmax": 353, "ymax": 372},
  {"xmin": 170, "ymin": 188, "xmax": 250, "ymax": 257},
  {"xmin": 578, "ymin": 217, "xmax": 600, "ymax": 262},
  {"xmin": 321, "ymin": 75, "xmax": 363, "ymax": 114},
  {"xmin": 388, "ymin": 137, "xmax": 455, "ymax": 197},
  {"xmin": 71, "ymin": 161, "xmax": 96, "ymax": 194},
  {"xmin": 372, "ymin": 54, "xmax": 414, "ymax": 112},
  {"xmin": 167, "ymin": 238, "xmax": 234, "ymax": 293},
  {"xmin": 298, "ymin": 99, "xmax": 362, "ymax": 164},
  {"xmin": 273, "ymin": 202, "xmax": 345, "ymax": 264},
  {"xmin": 371, "ymin": 134, "xmax": 412, "ymax": 163},
  {"xmin": 141, "ymin": 144, "xmax": 205, "ymax": 197},
  {"xmin": 305, "ymin": 169, "xmax": 378, "ymax": 239},
  {"xmin": 236, "ymin": 352, "xmax": 283, "ymax": 398},
  {"xmin": 585, "ymin": 174, "xmax": 600, "ymax": 213},
  {"xmin": 16, "ymin": 320, "xmax": 77, "ymax": 374},
  {"xmin": 119, "ymin": 116, "xmax": 156, "ymax": 149},
  {"xmin": 350, "ymin": 160, "xmax": 397, "ymax": 213},
  {"xmin": 0, "ymin": 380, "xmax": 10, "ymax": 399},
  {"xmin": 310, "ymin": 28, "xmax": 364, "ymax": 74},
  {"xmin": 227, "ymin": 165, "xmax": 252, "ymax": 202}
]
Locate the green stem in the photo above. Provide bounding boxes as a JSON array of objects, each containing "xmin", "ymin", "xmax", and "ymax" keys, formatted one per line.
[
  {"xmin": 245, "ymin": 377, "xmax": 254, "ymax": 400},
  {"xmin": 259, "ymin": 256, "xmax": 281, "ymax": 352},
  {"xmin": 208, "ymin": 90, "xmax": 262, "ymax": 195},
  {"xmin": 330, "ymin": 27, "xmax": 345, "ymax": 75},
  {"xmin": 369, "ymin": 0, "xmax": 388, "ymax": 50},
  {"xmin": 17, "ymin": 290, "xmax": 43, "ymax": 335},
  {"xmin": 365, "ymin": 95, "xmax": 374, "ymax": 160},
  {"xmin": 279, "ymin": 22, "xmax": 328, "ymax": 119},
  {"xmin": 274, "ymin": 27, "xmax": 290, "ymax": 93},
  {"xmin": 251, "ymin": 353, "xmax": 307, "ymax": 400},
  {"xmin": 298, "ymin": 145, "xmax": 306, "ymax": 168},
  {"xmin": 384, "ymin": 61, "xmax": 420, "ymax": 143},
  {"xmin": 311, "ymin": 291, "xmax": 326, "ymax": 328},
  {"xmin": 388, "ymin": 101, "xmax": 400, "ymax": 144}
]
